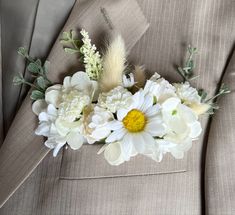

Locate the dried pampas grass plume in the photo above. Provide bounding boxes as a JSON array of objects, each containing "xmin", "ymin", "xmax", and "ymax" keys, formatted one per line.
[
  {"xmin": 133, "ymin": 65, "xmax": 146, "ymax": 88},
  {"xmin": 99, "ymin": 35, "xmax": 126, "ymax": 92}
]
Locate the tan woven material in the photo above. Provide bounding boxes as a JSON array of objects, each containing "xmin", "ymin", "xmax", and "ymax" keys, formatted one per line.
[{"xmin": 0, "ymin": 0, "xmax": 235, "ymax": 214}]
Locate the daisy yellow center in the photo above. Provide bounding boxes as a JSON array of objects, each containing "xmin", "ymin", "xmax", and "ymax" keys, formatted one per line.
[{"xmin": 122, "ymin": 109, "xmax": 146, "ymax": 132}]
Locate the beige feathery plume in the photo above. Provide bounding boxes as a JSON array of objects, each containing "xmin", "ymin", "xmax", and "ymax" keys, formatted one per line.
[
  {"xmin": 99, "ymin": 35, "xmax": 126, "ymax": 92},
  {"xmin": 133, "ymin": 65, "xmax": 146, "ymax": 88}
]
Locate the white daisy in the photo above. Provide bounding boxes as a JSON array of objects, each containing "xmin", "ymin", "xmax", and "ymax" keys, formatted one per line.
[{"xmin": 105, "ymin": 90, "xmax": 166, "ymax": 160}]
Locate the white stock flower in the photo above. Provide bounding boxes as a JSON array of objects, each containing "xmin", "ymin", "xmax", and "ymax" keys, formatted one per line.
[
  {"xmin": 174, "ymin": 82, "xmax": 201, "ymax": 105},
  {"xmin": 82, "ymin": 106, "xmax": 114, "ymax": 144},
  {"xmin": 122, "ymin": 73, "xmax": 135, "ymax": 88},
  {"xmin": 149, "ymin": 97, "xmax": 202, "ymax": 160},
  {"xmin": 104, "ymin": 90, "xmax": 166, "ymax": 161},
  {"xmin": 98, "ymin": 86, "xmax": 133, "ymax": 113},
  {"xmin": 144, "ymin": 73, "xmax": 176, "ymax": 103}
]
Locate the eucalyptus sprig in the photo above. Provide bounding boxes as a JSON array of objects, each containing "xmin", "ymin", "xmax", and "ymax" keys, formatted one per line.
[
  {"xmin": 13, "ymin": 47, "xmax": 52, "ymax": 100},
  {"xmin": 177, "ymin": 46, "xmax": 230, "ymax": 115},
  {"xmin": 60, "ymin": 30, "xmax": 80, "ymax": 54},
  {"xmin": 177, "ymin": 46, "xmax": 198, "ymax": 82}
]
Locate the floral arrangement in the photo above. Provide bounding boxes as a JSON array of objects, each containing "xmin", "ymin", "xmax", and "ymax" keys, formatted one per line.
[{"xmin": 13, "ymin": 29, "xmax": 230, "ymax": 165}]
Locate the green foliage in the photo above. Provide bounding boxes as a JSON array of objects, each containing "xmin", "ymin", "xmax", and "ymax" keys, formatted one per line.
[
  {"xmin": 198, "ymin": 89, "xmax": 208, "ymax": 102},
  {"xmin": 30, "ymin": 90, "xmax": 45, "ymax": 100},
  {"xmin": 205, "ymin": 83, "xmax": 231, "ymax": 103},
  {"xmin": 13, "ymin": 47, "xmax": 52, "ymax": 101},
  {"xmin": 177, "ymin": 46, "xmax": 197, "ymax": 81},
  {"xmin": 61, "ymin": 29, "xmax": 103, "ymax": 80},
  {"xmin": 177, "ymin": 45, "xmax": 230, "ymax": 115},
  {"xmin": 60, "ymin": 30, "xmax": 80, "ymax": 54}
]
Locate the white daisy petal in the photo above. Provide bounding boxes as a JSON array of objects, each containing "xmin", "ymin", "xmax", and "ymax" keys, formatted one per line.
[
  {"xmin": 117, "ymin": 109, "xmax": 129, "ymax": 121},
  {"xmin": 91, "ymin": 127, "xmax": 111, "ymax": 140},
  {"xmin": 141, "ymin": 132, "xmax": 156, "ymax": 151},
  {"xmin": 145, "ymin": 104, "xmax": 161, "ymax": 117},
  {"xmin": 106, "ymin": 128, "xmax": 126, "ymax": 143},
  {"xmin": 145, "ymin": 117, "xmax": 166, "ymax": 137},
  {"xmin": 140, "ymin": 94, "xmax": 153, "ymax": 112},
  {"xmin": 106, "ymin": 120, "xmax": 123, "ymax": 130},
  {"xmin": 121, "ymin": 134, "xmax": 133, "ymax": 160},
  {"xmin": 131, "ymin": 133, "xmax": 145, "ymax": 153}
]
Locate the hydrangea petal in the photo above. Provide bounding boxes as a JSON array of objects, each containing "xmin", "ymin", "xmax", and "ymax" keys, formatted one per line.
[
  {"xmin": 67, "ymin": 132, "xmax": 84, "ymax": 150},
  {"xmin": 32, "ymin": 99, "xmax": 47, "ymax": 115}
]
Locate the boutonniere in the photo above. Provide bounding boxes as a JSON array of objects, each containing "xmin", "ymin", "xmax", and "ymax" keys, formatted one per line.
[{"xmin": 13, "ymin": 29, "xmax": 230, "ymax": 165}]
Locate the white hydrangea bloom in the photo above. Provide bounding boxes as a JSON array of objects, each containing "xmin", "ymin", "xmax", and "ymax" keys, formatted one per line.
[
  {"xmin": 34, "ymin": 72, "xmax": 98, "ymax": 156},
  {"xmin": 98, "ymin": 86, "xmax": 133, "ymax": 113},
  {"xmin": 82, "ymin": 106, "xmax": 114, "ymax": 144},
  {"xmin": 80, "ymin": 29, "xmax": 103, "ymax": 80}
]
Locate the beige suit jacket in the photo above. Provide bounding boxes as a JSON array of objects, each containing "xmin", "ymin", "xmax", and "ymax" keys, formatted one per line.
[{"xmin": 0, "ymin": 0, "xmax": 235, "ymax": 214}]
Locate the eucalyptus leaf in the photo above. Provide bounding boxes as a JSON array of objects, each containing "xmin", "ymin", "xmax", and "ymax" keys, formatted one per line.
[
  {"xmin": 35, "ymin": 59, "xmax": 42, "ymax": 66},
  {"xmin": 36, "ymin": 76, "xmax": 47, "ymax": 89},
  {"xmin": 17, "ymin": 47, "xmax": 28, "ymax": 57},
  {"xmin": 43, "ymin": 61, "xmax": 50, "ymax": 73},
  {"xmin": 27, "ymin": 62, "xmax": 40, "ymax": 73},
  {"xmin": 62, "ymin": 31, "xmax": 70, "ymax": 39},
  {"xmin": 30, "ymin": 90, "xmax": 44, "ymax": 100},
  {"xmin": 13, "ymin": 73, "xmax": 24, "ymax": 85}
]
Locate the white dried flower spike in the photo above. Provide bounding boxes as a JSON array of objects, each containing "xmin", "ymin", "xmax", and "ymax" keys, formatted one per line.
[
  {"xmin": 80, "ymin": 29, "xmax": 103, "ymax": 80},
  {"xmin": 99, "ymin": 35, "xmax": 126, "ymax": 92}
]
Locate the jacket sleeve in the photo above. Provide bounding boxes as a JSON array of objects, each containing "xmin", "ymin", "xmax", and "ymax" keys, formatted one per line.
[{"xmin": 205, "ymin": 49, "xmax": 235, "ymax": 214}]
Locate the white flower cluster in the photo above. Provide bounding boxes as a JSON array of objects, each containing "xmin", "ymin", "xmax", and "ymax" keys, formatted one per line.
[
  {"xmin": 80, "ymin": 29, "xmax": 103, "ymax": 80},
  {"xmin": 33, "ymin": 72, "xmax": 98, "ymax": 156},
  {"xmin": 92, "ymin": 73, "xmax": 206, "ymax": 165},
  {"xmin": 33, "ymin": 71, "xmax": 208, "ymax": 165}
]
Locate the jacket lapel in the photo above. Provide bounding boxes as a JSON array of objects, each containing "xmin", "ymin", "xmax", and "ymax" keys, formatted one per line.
[{"xmin": 0, "ymin": 0, "xmax": 149, "ymax": 208}]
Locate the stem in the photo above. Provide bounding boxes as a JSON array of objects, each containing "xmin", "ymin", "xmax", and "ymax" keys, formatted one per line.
[
  {"xmin": 72, "ymin": 40, "xmax": 79, "ymax": 50},
  {"xmin": 205, "ymin": 93, "xmax": 222, "ymax": 103},
  {"xmin": 23, "ymin": 81, "xmax": 41, "ymax": 91}
]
